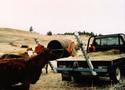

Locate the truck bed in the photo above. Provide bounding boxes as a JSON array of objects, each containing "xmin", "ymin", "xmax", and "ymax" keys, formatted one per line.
[{"xmin": 57, "ymin": 50, "xmax": 125, "ymax": 61}]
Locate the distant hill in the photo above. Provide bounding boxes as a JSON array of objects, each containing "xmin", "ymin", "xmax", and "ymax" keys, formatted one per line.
[
  {"xmin": 0, "ymin": 28, "xmax": 41, "ymax": 54},
  {"xmin": 0, "ymin": 28, "xmax": 29, "ymax": 33},
  {"xmin": 0, "ymin": 28, "xmax": 39, "ymax": 37},
  {"xmin": 0, "ymin": 28, "xmax": 89, "ymax": 54},
  {"xmin": 0, "ymin": 28, "xmax": 41, "ymax": 44},
  {"xmin": 0, "ymin": 28, "xmax": 68, "ymax": 53}
]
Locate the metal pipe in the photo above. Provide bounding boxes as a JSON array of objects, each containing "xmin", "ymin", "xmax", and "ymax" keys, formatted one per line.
[{"xmin": 74, "ymin": 32, "xmax": 97, "ymax": 76}]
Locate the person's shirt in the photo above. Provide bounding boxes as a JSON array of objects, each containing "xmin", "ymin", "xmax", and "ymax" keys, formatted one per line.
[{"xmin": 34, "ymin": 44, "xmax": 45, "ymax": 54}]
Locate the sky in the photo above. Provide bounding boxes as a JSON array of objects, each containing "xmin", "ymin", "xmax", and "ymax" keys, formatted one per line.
[{"xmin": 0, "ymin": 0, "xmax": 125, "ymax": 34}]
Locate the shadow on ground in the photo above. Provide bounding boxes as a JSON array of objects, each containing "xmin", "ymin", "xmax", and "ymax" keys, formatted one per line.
[
  {"xmin": 63, "ymin": 76, "xmax": 125, "ymax": 90},
  {"xmin": 1, "ymin": 76, "xmax": 125, "ymax": 90},
  {"xmin": 0, "ymin": 85, "xmax": 25, "ymax": 90}
]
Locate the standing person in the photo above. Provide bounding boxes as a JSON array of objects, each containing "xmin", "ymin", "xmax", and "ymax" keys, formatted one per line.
[
  {"xmin": 34, "ymin": 38, "xmax": 55, "ymax": 73},
  {"xmin": 34, "ymin": 38, "xmax": 45, "ymax": 55}
]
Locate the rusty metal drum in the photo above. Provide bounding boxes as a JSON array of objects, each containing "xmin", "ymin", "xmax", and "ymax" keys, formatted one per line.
[{"xmin": 47, "ymin": 39, "xmax": 76, "ymax": 58}]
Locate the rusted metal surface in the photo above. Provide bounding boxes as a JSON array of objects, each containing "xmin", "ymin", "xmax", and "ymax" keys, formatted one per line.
[{"xmin": 47, "ymin": 39, "xmax": 76, "ymax": 58}]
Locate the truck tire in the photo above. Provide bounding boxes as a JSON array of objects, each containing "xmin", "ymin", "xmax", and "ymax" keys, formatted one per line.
[{"xmin": 108, "ymin": 65, "xmax": 122, "ymax": 83}]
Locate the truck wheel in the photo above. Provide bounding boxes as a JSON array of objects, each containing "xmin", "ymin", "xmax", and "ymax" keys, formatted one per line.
[
  {"xmin": 61, "ymin": 73, "xmax": 71, "ymax": 81},
  {"xmin": 108, "ymin": 65, "xmax": 121, "ymax": 83}
]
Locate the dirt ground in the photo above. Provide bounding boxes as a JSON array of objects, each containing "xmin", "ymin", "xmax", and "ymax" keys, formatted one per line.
[
  {"xmin": 2, "ymin": 67, "xmax": 125, "ymax": 90},
  {"xmin": 8, "ymin": 68, "xmax": 124, "ymax": 90},
  {"xmin": 29, "ymin": 65, "xmax": 125, "ymax": 90}
]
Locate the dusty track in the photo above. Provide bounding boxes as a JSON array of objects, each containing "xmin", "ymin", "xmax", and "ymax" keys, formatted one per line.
[{"xmin": 30, "ymin": 70, "xmax": 125, "ymax": 90}]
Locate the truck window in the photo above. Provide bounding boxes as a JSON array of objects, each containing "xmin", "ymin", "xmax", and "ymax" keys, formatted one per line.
[
  {"xmin": 95, "ymin": 37, "xmax": 120, "ymax": 46},
  {"xmin": 94, "ymin": 39, "xmax": 100, "ymax": 45},
  {"xmin": 101, "ymin": 37, "xmax": 119, "ymax": 46}
]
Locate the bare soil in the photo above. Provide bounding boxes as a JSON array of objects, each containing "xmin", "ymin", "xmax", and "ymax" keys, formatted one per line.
[
  {"xmin": 32, "ymin": 73, "xmax": 125, "ymax": 90},
  {"xmin": 6, "ymin": 69, "xmax": 125, "ymax": 90}
]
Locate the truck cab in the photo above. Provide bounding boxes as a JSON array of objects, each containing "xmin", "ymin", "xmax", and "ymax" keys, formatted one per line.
[{"xmin": 87, "ymin": 33, "xmax": 125, "ymax": 52}]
